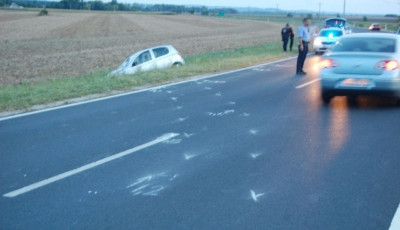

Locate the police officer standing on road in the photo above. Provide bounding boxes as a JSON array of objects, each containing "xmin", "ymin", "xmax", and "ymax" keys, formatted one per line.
[
  {"xmin": 281, "ymin": 23, "xmax": 294, "ymax": 52},
  {"xmin": 296, "ymin": 18, "xmax": 311, "ymax": 75}
]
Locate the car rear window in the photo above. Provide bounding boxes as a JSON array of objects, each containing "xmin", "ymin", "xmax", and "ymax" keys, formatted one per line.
[
  {"xmin": 332, "ymin": 38, "xmax": 396, "ymax": 53},
  {"xmin": 153, "ymin": 47, "xmax": 169, "ymax": 58},
  {"xmin": 326, "ymin": 19, "xmax": 346, "ymax": 28},
  {"xmin": 320, "ymin": 30, "xmax": 343, "ymax": 37}
]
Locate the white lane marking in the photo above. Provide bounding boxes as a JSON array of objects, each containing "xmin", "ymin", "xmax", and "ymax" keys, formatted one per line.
[
  {"xmin": 295, "ymin": 78, "xmax": 321, "ymax": 89},
  {"xmin": 389, "ymin": 203, "xmax": 400, "ymax": 230},
  {"xmin": 0, "ymin": 56, "xmax": 297, "ymax": 122},
  {"xmin": 3, "ymin": 133, "xmax": 179, "ymax": 198}
]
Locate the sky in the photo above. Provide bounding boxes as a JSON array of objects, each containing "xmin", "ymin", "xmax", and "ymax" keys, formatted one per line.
[{"xmin": 131, "ymin": 0, "xmax": 400, "ymax": 15}]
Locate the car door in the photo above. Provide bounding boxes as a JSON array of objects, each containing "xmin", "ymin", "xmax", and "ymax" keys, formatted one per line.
[
  {"xmin": 126, "ymin": 50, "xmax": 156, "ymax": 74},
  {"xmin": 152, "ymin": 47, "xmax": 173, "ymax": 69}
]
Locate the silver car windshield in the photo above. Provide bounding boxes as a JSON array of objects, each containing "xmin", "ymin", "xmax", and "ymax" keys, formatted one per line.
[{"xmin": 332, "ymin": 38, "xmax": 396, "ymax": 53}]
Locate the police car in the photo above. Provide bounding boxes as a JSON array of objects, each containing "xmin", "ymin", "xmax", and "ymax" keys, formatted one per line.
[
  {"xmin": 324, "ymin": 18, "xmax": 352, "ymax": 34},
  {"xmin": 313, "ymin": 28, "xmax": 344, "ymax": 55}
]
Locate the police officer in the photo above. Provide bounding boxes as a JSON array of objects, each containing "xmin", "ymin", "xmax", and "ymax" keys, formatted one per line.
[
  {"xmin": 289, "ymin": 25, "xmax": 295, "ymax": 51},
  {"xmin": 296, "ymin": 18, "xmax": 311, "ymax": 75},
  {"xmin": 281, "ymin": 23, "xmax": 294, "ymax": 52}
]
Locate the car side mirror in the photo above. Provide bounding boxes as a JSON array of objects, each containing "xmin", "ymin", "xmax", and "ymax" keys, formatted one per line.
[{"xmin": 132, "ymin": 62, "xmax": 137, "ymax": 67}]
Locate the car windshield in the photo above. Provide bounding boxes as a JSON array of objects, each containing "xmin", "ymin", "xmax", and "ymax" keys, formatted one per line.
[
  {"xmin": 326, "ymin": 19, "xmax": 346, "ymax": 28},
  {"xmin": 320, "ymin": 30, "xmax": 343, "ymax": 37},
  {"xmin": 332, "ymin": 38, "xmax": 396, "ymax": 53}
]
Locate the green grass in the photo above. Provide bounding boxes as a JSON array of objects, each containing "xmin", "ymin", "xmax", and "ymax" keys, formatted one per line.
[{"xmin": 0, "ymin": 41, "xmax": 291, "ymax": 112}]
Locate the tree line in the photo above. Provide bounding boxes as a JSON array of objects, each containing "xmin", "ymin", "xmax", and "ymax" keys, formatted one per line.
[{"xmin": 0, "ymin": 0, "xmax": 238, "ymax": 14}]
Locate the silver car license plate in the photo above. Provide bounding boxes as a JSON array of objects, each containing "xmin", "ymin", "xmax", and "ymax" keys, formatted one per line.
[{"xmin": 340, "ymin": 78, "xmax": 371, "ymax": 87}]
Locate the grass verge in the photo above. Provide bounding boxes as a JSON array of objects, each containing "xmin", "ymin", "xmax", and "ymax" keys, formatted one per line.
[{"xmin": 0, "ymin": 41, "xmax": 292, "ymax": 113}]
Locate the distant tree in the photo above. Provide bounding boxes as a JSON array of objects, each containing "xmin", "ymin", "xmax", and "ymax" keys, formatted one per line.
[
  {"xmin": 0, "ymin": 1, "xmax": 3, "ymax": 6},
  {"xmin": 188, "ymin": 8, "xmax": 195, "ymax": 14},
  {"xmin": 363, "ymin": 16, "xmax": 368, "ymax": 22},
  {"xmin": 287, "ymin": 12, "xmax": 293, "ymax": 18},
  {"xmin": 336, "ymin": 13, "xmax": 340, "ymax": 17},
  {"xmin": 90, "ymin": 1, "xmax": 105, "ymax": 10},
  {"xmin": 307, "ymin": 13, "xmax": 313, "ymax": 19},
  {"xmin": 201, "ymin": 6, "xmax": 208, "ymax": 16}
]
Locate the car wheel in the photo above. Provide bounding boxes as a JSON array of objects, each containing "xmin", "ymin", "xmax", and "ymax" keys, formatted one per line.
[
  {"xmin": 322, "ymin": 92, "xmax": 333, "ymax": 104},
  {"xmin": 173, "ymin": 62, "xmax": 183, "ymax": 67},
  {"xmin": 396, "ymin": 98, "xmax": 400, "ymax": 107}
]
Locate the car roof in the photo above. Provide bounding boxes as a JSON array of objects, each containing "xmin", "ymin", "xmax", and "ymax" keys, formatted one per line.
[
  {"xmin": 325, "ymin": 17, "xmax": 347, "ymax": 21},
  {"xmin": 126, "ymin": 45, "xmax": 176, "ymax": 59},
  {"xmin": 341, "ymin": 33, "xmax": 399, "ymax": 40}
]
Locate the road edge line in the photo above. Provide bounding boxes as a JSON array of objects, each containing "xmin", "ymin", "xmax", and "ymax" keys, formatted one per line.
[{"xmin": 0, "ymin": 56, "xmax": 297, "ymax": 122}]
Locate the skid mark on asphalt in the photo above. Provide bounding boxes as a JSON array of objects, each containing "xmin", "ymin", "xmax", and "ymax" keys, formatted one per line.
[
  {"xmin": 241, "ymin": 113, "xmax": 250, "ymax": 117},
  {"xmin": 204, "ymin": 87, "xmax": 212, "ymax": 90},
  {"xmin": 215, "ymin": 92, "xmax": 222, "ymax": 96},
  {"xmin": 149, "ymin": 88, "xmax": 164, "ymax": 93},
  {"xmin": 203, "ymin": 80, "xmax": 226, "ymax": 84},
  {"xmin": 171, "ymin": 97, "xmax": 178, "ymax": 102},
  {"xmin": 183, "ymin": 133, "xmax": 195, "ymax": 138},
  {"xmin": 163, "ymin": 138, "xmax": 182, "ymax": 144},
  {"xmin": 184, "ymin": 153, "xmax": 199, "ymax": 160},
  {"xmin": 3, "ymin": 133, "xmax": 179, "ymax": 198},
  {"xmin": 253, "ymin": 66, "xmax": 271, "ymax": 72},
  {"xmin": 127, "ymin": 172, "xmax": 178, "ymax": 197},
  {"xmin": 275, "ymin": 64, "xmax": 293, "ymax": 68},
  {"xmin": 250, "ymin": 152, "xmax": 262, "ymax": 159},
  {"xmin": 173, "ymin": 117, "xmax": 189, "ymax": 123},
  {"xmin": 249, "ymin": 129, "xmax": 259, "ymax": 135},
  {"xmin": 250, "ymin": 190, "xmax": 265, "ymax": 202},
  {"xmin": 207, "ymin": 110, "xmax": 235, "ymax": 117},
  {"xmin": 228, "ymin": 101, "xmax": 236, "ymax": 105}
]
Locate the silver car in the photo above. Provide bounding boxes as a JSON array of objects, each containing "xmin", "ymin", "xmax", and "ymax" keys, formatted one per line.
[
  {"xmin": 313, "ymin": 28, "xmax": 344, "ymax": 55},
  {"xmin": 110, "ymin": 45, "xmax": 185, "ymax": 76},
  {"xmin": 320, "ymin": 33, "xmax": 400, "ymax": 104}
]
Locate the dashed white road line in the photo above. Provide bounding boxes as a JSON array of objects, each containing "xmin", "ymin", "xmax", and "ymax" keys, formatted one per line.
[
  {"xmin": 3, "ymin": 133, "xmax": 179, "ymax": 198},
  {"xmin": 295, "ymin": 78, "xmax": 321, "ymax": 89},
  {"xmin": 389, "ymin": 203, "xmax": 400, "ymax": 230}
]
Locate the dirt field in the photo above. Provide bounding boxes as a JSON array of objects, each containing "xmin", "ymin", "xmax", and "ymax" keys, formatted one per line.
[{"xmin": 0, "ymin": 10, "xmax": 281, "ymax": 86}]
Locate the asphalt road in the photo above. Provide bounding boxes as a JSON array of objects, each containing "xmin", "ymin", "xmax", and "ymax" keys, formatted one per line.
[{"xmin": 1, "ymin": 56, "xmax": 400, "ymax": 230}]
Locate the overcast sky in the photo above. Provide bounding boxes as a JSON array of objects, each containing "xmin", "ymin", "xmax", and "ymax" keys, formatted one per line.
[{"xmin": 132, "ymin": 0, "xmax": 400, "ymax": 14}]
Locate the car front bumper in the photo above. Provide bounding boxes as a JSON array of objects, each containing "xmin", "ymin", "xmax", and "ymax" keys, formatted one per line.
[{"xmin": 315, "ymin": 44, "xmax": 333, "ymax": 52}]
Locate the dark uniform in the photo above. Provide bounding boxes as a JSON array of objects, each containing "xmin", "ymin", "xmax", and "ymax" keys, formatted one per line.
[{"xmin": 281, "ymin": 25, "xmax": 294, "ymax": 52}]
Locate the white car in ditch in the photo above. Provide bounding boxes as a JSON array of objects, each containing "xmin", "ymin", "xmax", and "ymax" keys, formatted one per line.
[{"xmin": 110, "ymin": 45, "xmax": 185, "ymax": 76}]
